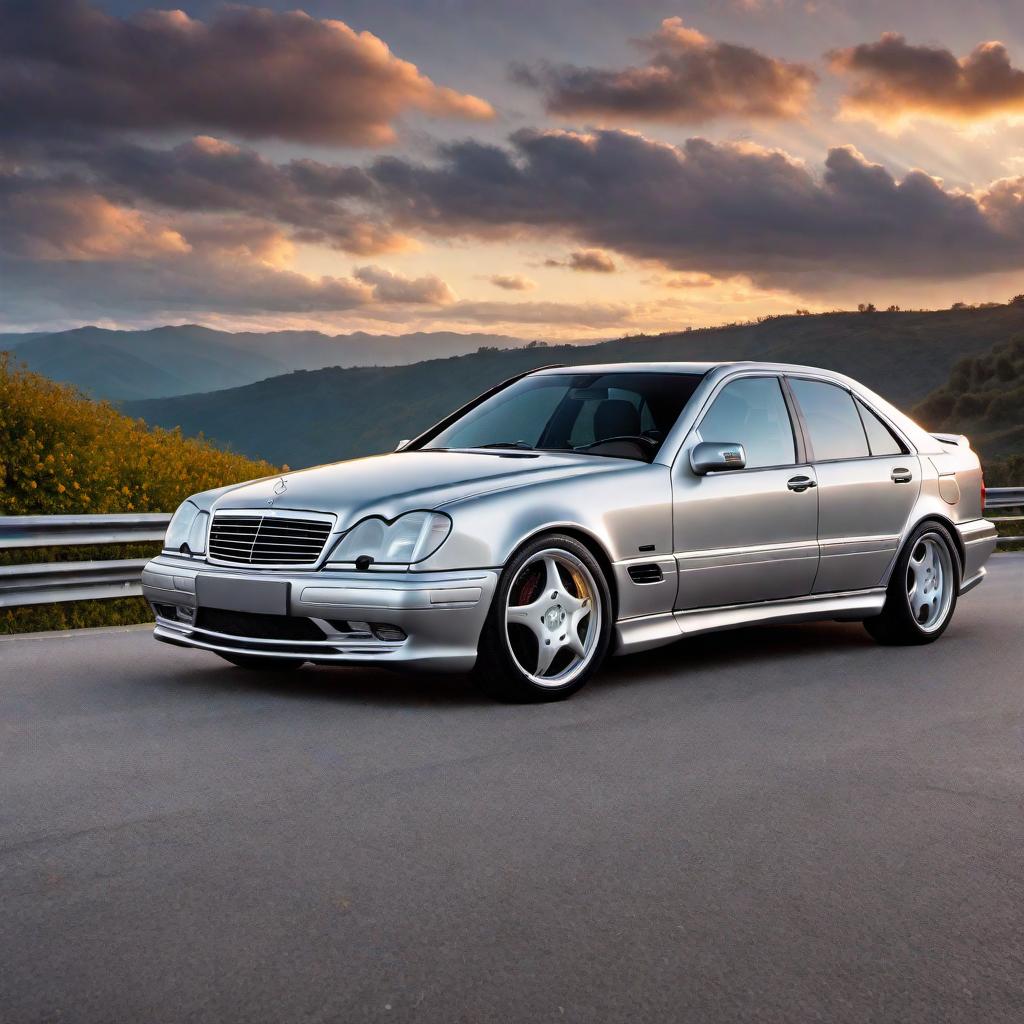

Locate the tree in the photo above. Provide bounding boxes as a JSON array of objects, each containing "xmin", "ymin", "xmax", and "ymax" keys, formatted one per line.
[
  {"xmin": 857, "ymin": 302, "xmax": 877, "ymax": 313},
  {"xmin": 1009, "ymin": 294, "xmax": 1024, "ymax": 306}
]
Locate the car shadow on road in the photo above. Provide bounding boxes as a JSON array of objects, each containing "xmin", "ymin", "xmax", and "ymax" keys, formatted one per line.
[
  {"xmin": 590, "ymin": 619, "xmax": 877, "ymax": 692},
  {"xmin": 161, "ymin": 619, "xmax": 878, "ymax": 708}
]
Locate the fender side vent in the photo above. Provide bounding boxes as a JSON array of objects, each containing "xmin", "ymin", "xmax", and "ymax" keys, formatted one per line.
[{"xmin": 628, "ymin": 563, "xmax": 664, "ymax": 585}]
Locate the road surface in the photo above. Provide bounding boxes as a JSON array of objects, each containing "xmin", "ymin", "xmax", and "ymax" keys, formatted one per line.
[{"xmin": 2, "ymin": 556, "xmax": 1023, "ymax": 1023}]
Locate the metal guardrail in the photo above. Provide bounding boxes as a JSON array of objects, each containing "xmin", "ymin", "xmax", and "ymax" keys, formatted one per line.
[
  {"xmin": 0, "ymin": 514, "xmax": 170, "ymax": 608},
  {"xmin": 0, "ymin": 513, "xmax": 170, "ymax": 549},
  {"xmin": 0, "ymin": 491, "xmax": 1021, "ymax": 609}
]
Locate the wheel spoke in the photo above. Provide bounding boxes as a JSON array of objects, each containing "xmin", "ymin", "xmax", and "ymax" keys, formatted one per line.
[
  {"xmin": 535, "ymin": 636, "xmax": 558, "ymax": 676},
  {"xmin": 565, "ymin": 627, "xmax": 587, "ymax": 659},
  {"xmin": 507, "ymin": 595, "xmax": 548, "ymax": 643},
  {"xmin": 542, "ymin": 555, "xmax": 563, "ymax": 598}
]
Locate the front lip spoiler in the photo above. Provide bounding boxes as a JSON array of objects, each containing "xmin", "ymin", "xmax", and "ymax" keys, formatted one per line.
[{"xmin": 154, "ymin": 621, "xmax": 405, "ymax": 663}]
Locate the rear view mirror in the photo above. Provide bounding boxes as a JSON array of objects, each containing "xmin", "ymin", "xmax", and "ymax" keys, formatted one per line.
[{"xmin": 690, "ymin": 441, "xmax": 746, "ymax": 475}]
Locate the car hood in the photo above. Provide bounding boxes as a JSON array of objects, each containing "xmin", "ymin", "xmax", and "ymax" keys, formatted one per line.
[{"xmin": 212, "ymin": 450, "xmax": 625, "ymax": 528}]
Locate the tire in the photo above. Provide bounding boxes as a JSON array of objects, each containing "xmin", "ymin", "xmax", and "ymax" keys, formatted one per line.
[
  {"xmin": 216, "ymin": 653, "xmax": 306, "ymax": 671},
  {"xmin": 864, "ymin": 522, "xmax": 960, "ymax": 646},
  {"xmin": 475, "ymin": 533, "xmax": 613, "ymax": 702}
]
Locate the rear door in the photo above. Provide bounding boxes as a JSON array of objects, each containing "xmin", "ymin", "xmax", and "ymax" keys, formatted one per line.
[
  {"xmin": 672, "ymin": 375, "xmax": 819, "ymax": 610},
  {"xmin": 786, "ymin": 377, "xmax": 921, "ymax": 594}
]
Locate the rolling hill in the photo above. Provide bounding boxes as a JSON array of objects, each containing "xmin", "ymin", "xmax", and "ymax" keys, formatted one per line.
[
  {"xmin": 913, "ymin": 334, "xmax": 1024, "ymax": 459},
  {"xmin": 125, "ymin": 305, "xmax": 1024, "ymax": 468},
  {"xmin": 2, "ymin": 325, "xmax": 530, "ymax": 401}
]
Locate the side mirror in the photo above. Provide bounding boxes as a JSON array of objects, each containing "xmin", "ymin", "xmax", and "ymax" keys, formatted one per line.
[
  {"xmin": 395, "ymin": 439, "xmax": 411, "ymax": 452},
  {"xmin": 690, "ymin": 441, "xmax": 746, "ymax": 475}
]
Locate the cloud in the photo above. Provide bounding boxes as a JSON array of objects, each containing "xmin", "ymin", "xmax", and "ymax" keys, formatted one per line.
[
  {"xmin": 354, "ymin": 265, "xmax": 455, "ymax": 304},
  {"xmin": 0, "ymin": 172, "xmax": 189, "ymax": 261},
  {"xmin": 364, "ymin": 127, "xmax": 1024, "ymax": 291},
  {"xmin": 489, "ymin": 274, "xmax": 535, "ymax": 291},
  {"xmin": 0, "ymin": 170, "xmax": 463, "ymax": 322},
  {"xmin": 829, "ymin": 33, "xmax": 1024, "ymax": 126},
  {"xmin": 86, "ymin": 136, "xmax": 409, "ymax": 255},
  {"xmin": 514, "ymin": 17, "xmax": 816, "ymax": 123},
  {"xmin": 546, "ymin": 249, "xmax": 618, "ymax": 273},
  {"xmin": 0, "ymin": 0, "xmax": 494, "ymax": 146}
]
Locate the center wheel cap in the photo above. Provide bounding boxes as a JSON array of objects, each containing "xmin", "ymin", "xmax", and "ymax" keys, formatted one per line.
[{"xmin": 544, "ymin": 605, "xmax": 565, "ymax": 631}]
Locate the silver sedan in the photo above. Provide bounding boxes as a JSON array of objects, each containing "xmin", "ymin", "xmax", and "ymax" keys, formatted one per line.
[{"xmin": 143, "ymin": 361, "xmax": 998, "ymax": 701}]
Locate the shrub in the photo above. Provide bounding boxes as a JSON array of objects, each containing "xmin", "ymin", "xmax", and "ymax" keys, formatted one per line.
[{"xmin": 0, "ymin": 355, "xmax": 278, "ymax": 633}]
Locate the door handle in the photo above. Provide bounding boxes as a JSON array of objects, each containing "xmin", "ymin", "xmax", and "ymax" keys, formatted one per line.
[
  {"xmin": 787, "ymin": 475, "xmax": 817, "ymax": 493},
  {"xmin": 891, "ymin": 468, "xmax": 913, "ymax": 483}
]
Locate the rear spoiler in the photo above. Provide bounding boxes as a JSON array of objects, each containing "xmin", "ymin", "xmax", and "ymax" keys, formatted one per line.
[{"xmin": 931, "ymin": 432, "xmax": 970, "ymax": 448}]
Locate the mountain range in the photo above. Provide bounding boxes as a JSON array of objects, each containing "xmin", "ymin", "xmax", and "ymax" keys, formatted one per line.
[
  {"xmin": 123, "ymin": 305, "xmax": 1024, "ymax": 468},
  {"xmin": 0, "ymin": 325, "xmax": 530, "ymax": 401}
]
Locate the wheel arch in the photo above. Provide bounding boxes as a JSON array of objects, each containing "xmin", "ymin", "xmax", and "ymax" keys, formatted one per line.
[
  {"xmin": 507, "ymin": 524, "xmax": 619, "ymax": 621},
  {"xmin": 891, "ymin": 512, "xmax": 966, "ymax": 582}
]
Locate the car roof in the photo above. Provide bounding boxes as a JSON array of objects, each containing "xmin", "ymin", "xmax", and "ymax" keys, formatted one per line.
[
  {"xmin": 528, "ymin": 360, "xmax": 873, "ymax": 379},
  {"xmin": 530, "ymin": 361, "xmax": 729, "ymax": 376}
]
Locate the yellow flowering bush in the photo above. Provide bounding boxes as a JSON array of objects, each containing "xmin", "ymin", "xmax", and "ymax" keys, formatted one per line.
[{"xmin": 1, "ymin": 354, "xmax": 278, "ymax": 632}]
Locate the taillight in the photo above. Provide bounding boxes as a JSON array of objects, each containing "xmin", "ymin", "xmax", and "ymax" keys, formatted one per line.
[{"xmin": 980, "ymin": 473, "xmax": 986, "ymax": 511}]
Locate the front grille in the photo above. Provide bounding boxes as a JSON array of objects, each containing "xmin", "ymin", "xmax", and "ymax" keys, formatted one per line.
[
  {"xmin": 195, "ymin": 608, "xmax": 327, "ymax": 641},
  {"xmin": 208, "ymin": 513, "xmax": 332, "ymax": 566}
]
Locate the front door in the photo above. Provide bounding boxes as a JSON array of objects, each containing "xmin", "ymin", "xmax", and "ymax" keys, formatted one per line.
[
  {"xmin": 672, "ymin": 375, "xmax": 819, "ymax": 610},
  {"xmin": 786, "ymin": 377, "xmax": 922, "ymax": 593}
]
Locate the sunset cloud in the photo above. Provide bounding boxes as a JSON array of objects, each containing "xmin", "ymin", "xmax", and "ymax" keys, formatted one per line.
[
  {"xmin": 545, "ymin": 249, "xmax": 618, "ymax": 273},
  {"xmin": 489, "ymin": 275, "xmax": 536, "ymax": 291},
  {"xmin": 354, "ymin": 265, "xmax": 455, "ymax": 304},
  {"xmin": 515, "ymin": 17, "xmax": 816, "ymax": 123},
  {"xmin": 0, "ymin": 175, "xmax": 188, "ymax": 262},
  {"xmin": 0, "ymin": 0, "xmax": 494, "ymax": 145},
  {"xmin": 364, "ymin": 128, "xmax": 1024, "ymax": 291},
  {"xmin": 829, "ymin": 33, "xmax": 1024, "ymax": 126},
  {"xmin": 90, "ymin": 137, "xmax": 408, "ymax": 255}
]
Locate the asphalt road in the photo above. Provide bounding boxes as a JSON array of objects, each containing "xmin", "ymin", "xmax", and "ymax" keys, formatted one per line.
[{"xmin": 2, "ymin": 556, "xmax": 1023, "ymax": 1024}]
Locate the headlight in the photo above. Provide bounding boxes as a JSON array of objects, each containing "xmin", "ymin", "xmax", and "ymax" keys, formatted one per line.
[
  {"xmin": 327, "ymin": 511, "xmax": 451, "ymax": 566},
  {"xmin": 163, "ymin": 501, "xmax": 209, "ymax": 555}
]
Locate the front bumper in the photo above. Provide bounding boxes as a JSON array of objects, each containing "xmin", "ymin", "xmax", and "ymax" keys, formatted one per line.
[{"xmin": 142, "ymin": 555, "xmax": 498, "ymax": 673}]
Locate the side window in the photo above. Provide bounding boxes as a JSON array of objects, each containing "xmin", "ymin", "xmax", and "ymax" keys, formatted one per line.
[
  {"xmin": 698, "ymin": 377, "xmax": 796, "ymax": 469},
  {"xmin": 855, "ymin": 398, "xmax": 905, "ymax": 457},
  {"xmin": 789, "ymin": 378, "xmax": 870, "ymax": 461}
]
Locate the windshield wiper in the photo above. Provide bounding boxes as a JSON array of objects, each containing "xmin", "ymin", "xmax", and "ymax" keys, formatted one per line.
[{"xmin": 475, "ymin": 441, "xmax": 536, "ymax": 451}]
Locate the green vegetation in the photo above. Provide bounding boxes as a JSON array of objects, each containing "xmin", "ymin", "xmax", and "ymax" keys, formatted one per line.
[
  {"xmin": 0, "ymin": 355, "xmax": 277, "ymax": 633},
  {"xmin": 912, "ymin": 335, "xmax": 1024, "ymax": 461},
  {"xmin": 126, "ymin": 305, "xmax": 1024, "ymax": 468},
  {"xmin": 912, "ymin": 335, "xmax": 1024, "ymax": 551}
]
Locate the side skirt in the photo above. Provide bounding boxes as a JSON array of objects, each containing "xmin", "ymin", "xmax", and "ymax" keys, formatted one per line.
[{"xmin": 614, "ymin": 588, "xmax": 887, "ymax": 656}]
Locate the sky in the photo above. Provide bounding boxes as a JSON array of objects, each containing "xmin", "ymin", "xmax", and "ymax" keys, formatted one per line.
[{"xmin": 4, "ymin": 0, "xmax": 1024, "ymax": 340}]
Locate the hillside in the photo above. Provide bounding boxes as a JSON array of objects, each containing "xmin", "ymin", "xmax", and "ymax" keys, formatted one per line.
[
  {"xmin": 913, "ymin": 335, "xmax": 1024, "ymax": 460},
  {"xmin": 0, "ymin": 354, "xmax": 278, "ymax": 633},
  {"xmin": 126, "ymin": 306, "xmax": 1024, "ymax": 468},
  {"xmin": 2, "ymin": 325, "xmax": 530, "ymax": 401},
  {"xmin": 0, "ymin": 353, "xmax": 276, "ymax": 517}
]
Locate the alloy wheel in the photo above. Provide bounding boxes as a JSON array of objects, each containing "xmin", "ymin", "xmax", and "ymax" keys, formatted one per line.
[{"xmin": 503, "ymin": 548, "xmax": 602, "ymax": 687}]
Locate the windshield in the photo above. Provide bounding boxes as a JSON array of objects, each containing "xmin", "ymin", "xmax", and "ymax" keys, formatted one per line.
[{"xmin": 417, "ymin": 371, "xmax": 705, "ymax": 458}]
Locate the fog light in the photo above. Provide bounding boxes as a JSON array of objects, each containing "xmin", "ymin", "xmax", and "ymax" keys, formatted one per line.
[
  {"xmin": 174, "ymin": 605, "xmax": 195, "ymax": 624},
  {"xmin": 371, "ymin": 623, "xmax": 407, "ymax": 642}
]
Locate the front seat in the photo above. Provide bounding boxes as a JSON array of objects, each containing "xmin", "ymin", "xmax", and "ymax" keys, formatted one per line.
[{"xmin": 594, "ymin": 399, "xmax": 641, "ymax": 441}]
